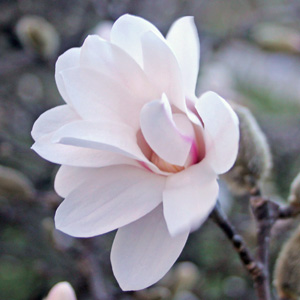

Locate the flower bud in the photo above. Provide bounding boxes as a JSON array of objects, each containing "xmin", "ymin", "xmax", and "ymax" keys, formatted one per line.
[
  {"xmin": 223, "ymin": 104, "xmax": 272, "ymax": 194},
  {"xmin": 0, "ymin": 165, "xmax": 34, "ymax": 201},
  {"xmin": 45, "ymin": 282, "xmax": 76, "ymax": 300},
  {"xmin": 288, "ymin": 172, "xmax": 300, "ymax": 206},
  {"xmin": 274, "ymin": 226, "xmax": 300, "ymax": 300},
  {"xmin": 15, "ymin": 15, "xmax": 60, "ymax": 59}
]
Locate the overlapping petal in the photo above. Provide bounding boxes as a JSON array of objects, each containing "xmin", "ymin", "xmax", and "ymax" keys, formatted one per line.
[
  {"xmin": 111, "ymin": 205, "xmax": 189, "ymax": 291},
  {"xmin": 195, "ymin": 92, "xmax": 239, "ymax": 174},
  {"xmin": 31, "ymin": 105, "xmax": 135, "ymax": 167},
  {"xmin": 55, "ymin": 48, "xmax": 81, "ymax": 104},
  {"xmin": 32, "ymin": 137, "xmax": 135, "ymax": 167},
  {"xmin": 31, "ymin": 105, "xmax": 79, "ymax": 141},
  {"xmin": 167, "ymin": 17, "xmax": 200, "ymax": 98},
  {"xmin": 141, "ymin": 31, "xmax": 185, "ymax": 112},
  {"xmin": 55, "ymin": 165, "xmax": 166, "ymax": 237},
  {"xmin": 51, "ymin": 120, "xmax": 147, "ymax": 161},
  {"xmin": 110, "ymin": 14, "xmax": 163, "ymax": 67},
  {"xmin": 60, "ymin": 67, "xmax": 142, "ymax": 128},
  {"xmin": 80, "ymin": 35, "xmax": 155, "ymax": 101},
  {"xmin": 163, "ymin": 161, "xmax": 219, "ymax": 236},
  {"xmin": 140, "ymin": 95, "xmax": 194, "ymax": 166}
]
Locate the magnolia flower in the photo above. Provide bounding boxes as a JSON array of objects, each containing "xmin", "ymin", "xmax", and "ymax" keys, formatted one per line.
[{"xmin": 32, "ymin": 14, "xmax": 239, "ymax": 291}]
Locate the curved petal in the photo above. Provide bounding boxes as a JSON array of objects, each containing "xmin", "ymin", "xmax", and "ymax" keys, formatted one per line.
[
  {"xmin": 163, "ymin": 161, "xmax": 219, "ymax": 236},
  {"xmin": 111, "ymin": 205, "xmax": 189, "ymax": 291},
  {"xmin": 31, "ymin": 105, "xmax": 135, "ymax": 167},
  {"xmin": 55, "ymin": 164, "xmax": 138, "ymax": 198},
  {"xmin": 31, "ymin": 105, "xmax": 79, "ymax": 141},
  {"xmin": 80, "ymin": 35, "xmax": 155, "ymax": 101},
  {"xmin": 141, "ymin": 31, "xmax": 185, "ymax": 112},
  {"xmin": 140, "ymin": 95, "xmax": 194, "ymax": 166},
  {"xmin": 52, "ymin": 120, "xmax": 148, "ymax": 162},
  {"xmin": 60, "ymin": 67, "xmax": 142, "ymax": 128},
  {"xmin": 32, "ymin": 135, "xmax": 135, "ymax": 167},
  {"xmin": 167, "ymin": 17, "xmax": 200, "ymax": 98},
  {"xmin": 195, "ymin": 92, "xmax": 239, "ymax": 174},
  {"xmin": 55, "ymin": 165, "xmax": 166, "ymax": 237},
  {"xmin": 55, "ymin": 48, "xmax": 81, "ymax": 104},
  {"xmin": 110, "ymin": 14, "xmax": 163, "ymax": 67}
]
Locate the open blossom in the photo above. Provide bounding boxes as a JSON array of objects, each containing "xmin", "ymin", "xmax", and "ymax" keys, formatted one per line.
[{"xmin": 31, "ymin": 14, "xmax": 239, "ymax": 291}]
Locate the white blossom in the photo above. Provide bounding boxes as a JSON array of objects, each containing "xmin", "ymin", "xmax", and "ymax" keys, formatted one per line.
[{"xmin": 32, "ymin": 14, "xmax": 239, "ymax": 291}]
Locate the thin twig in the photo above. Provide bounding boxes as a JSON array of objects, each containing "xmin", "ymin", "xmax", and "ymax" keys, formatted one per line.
[
  {"xmin": 210, "ymin": 201, "xmax": 263, "ymax": 281},
  {"xmin": 249, "ymin": 189, "xmax": 300, "ymax": 300},
  {"xmin": 250, "ymin": 196, "xmax": 278, "ymax": 300}
]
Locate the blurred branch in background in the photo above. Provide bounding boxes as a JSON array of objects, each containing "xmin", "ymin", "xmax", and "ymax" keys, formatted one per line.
[{"xmin": 1, "ymin": 0, "xmax": 300, "ymax": 299}]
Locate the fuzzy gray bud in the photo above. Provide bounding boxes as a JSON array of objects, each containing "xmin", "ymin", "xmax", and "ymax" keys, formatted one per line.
[
  {"xmin": 223, "ymin": 104, "xmax": 272, "ymax": 194},
  {"xmin": 274, "ymin": 226, "xmax": 300, "ymax": 300}
]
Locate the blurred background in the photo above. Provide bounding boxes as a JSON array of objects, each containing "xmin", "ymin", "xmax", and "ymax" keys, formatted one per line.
[{"xmin": 1, "ymin": 0, "xmax": 300, "ymax": 299}]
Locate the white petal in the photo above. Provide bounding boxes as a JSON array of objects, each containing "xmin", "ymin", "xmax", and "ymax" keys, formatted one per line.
[
  {"xmin": 31, "ymin": 105, "xmax": 79, "ymax": 141},
  {"xmin": 54, "ymin": 163, "xmax": 138, "ymax": 198},
  {"xmin": 31, "ymin": 105, "xmax": 134, "ymax": 167},
  {"xmin": 163, "ymin": 161, "xmax": 219, "ymax": 236},
  {"xmin": 32, "ymin": 136, "xmax": 135, "ymax": 168},
  {"xmin": 111, "ymin": 205, "xmax": 189, "ymax": 291},
  {"xmin": 141, "ymin": 31, "xmax": 186, "ymax": 112},
  {"xmin": 55, "ymin": 48, "xmax": 81, "ymax": 104},
  {"xmin": 140, "ymin": 95, "xmax": 194, "ymax": 166},
  {"xmin": 60, "ymin": 67, "xmax": 142, "ymax": 128},
  {"xmin": 80, "ymin": 35, "xmax": 155, "ymax": 101},
  {"xmin": 110, "ymin": 14, "xmax": 163, "ymax": 67},
  {"xmin": 52, "ymin": 120, "xmax": 148, "ymax": 162},
  {"xmin": 167, "ymin": 17, "xmax": 200, "ymax": 98},
  {"xmin": 195, "ymin": 92, "xmax": 239, "ymax": 174},
  {"xmin": 55, "ymin": 165, "xmax": 166, "ymax": 237}
]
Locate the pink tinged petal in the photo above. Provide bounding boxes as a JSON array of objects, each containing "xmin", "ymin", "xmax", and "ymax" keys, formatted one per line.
[
  {"xmin": 31, "ymin": 105, "xmax": 79, "ymax": 141},
  {"xmin": 111, "ymin": 205, "xmax": 189, "ymax": 291},
  {"xmin": 141, "ymin": 31, "xmax": 186, "ymax": 112},
  {"xmin": 167, "ymin": 17, "xmax": 200, "ymax": 98},
  {"xmin": 60, "ymin": 67, "xmax": 142, "ymax": 129},
  {"xmin": 195, "ymin": 92, "xmax": 240, "ymax": 174},
  {"xmin": 55, "ymin": 165, "xmax": 166, "ymax": 237},
  {"xmin": 110, "ymin": 14, "xmax": 163, "ymax": 67},
  {"xmin": 80, "ymin": 35, "xmax": 155, "ymax": 101},
  {"xmin": 163, "ymin": 161, "xmax": 219, "ymax": 236},
  {"xmin": 55, "ymin": 48, "xmax": 81, "ymax": 104},
  {"xmin": 140, "ymin": 95, "xmax": 194, "ymax": 166}
]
